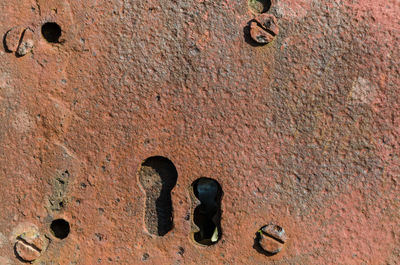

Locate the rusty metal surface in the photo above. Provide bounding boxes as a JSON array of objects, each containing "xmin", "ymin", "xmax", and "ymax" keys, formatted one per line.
[{"xmin": 0, "ymin": 0, "xmax": 399, "ymax": 264}]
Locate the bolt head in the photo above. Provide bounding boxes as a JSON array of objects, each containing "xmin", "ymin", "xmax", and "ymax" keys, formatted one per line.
[
  {"xmin": 257, "ymin": 224, "xmax": 287, "ymax": 255},
  {"xmin": 14, "ymin": 230, "xmax": 48, "ymax": 262}
]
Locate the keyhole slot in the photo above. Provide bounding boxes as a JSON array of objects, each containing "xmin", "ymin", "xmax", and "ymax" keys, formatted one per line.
[
  {"xmin": 191, "ymin": 177, "xmax": 222, "ymax": 246},
  {"xmin": 138, "ymin": 156, "xmax": 178, "ymax": 236}
]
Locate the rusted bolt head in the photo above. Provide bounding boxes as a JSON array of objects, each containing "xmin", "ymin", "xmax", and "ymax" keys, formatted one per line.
[
  {"xmin": 257, "ymin": 224, "xmax": 286, "ymax": 255},
  {"xmin": 4, "ymin": 27, "xmax": 34, "ymax": 56},
  {"xmin": 250, "ymin": 14, "xmax": 279, "ymax": 44},
  {"xmin": 14, "ymin": 230, "xmax": 48, "ymax": 262}
]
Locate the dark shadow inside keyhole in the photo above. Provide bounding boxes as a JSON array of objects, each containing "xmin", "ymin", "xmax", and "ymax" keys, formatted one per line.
[
  {"xmin": 192, "ymin": 177, "xmax": 222, "ymax": 245},
  {"xmin": 139, "ymin": 156, "xmax": 178, "ymax": 236}
]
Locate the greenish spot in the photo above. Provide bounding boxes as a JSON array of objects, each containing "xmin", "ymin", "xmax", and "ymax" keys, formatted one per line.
[{"xmin": 248, "ymin": 0, "xmax": 271, "ymax": 14}]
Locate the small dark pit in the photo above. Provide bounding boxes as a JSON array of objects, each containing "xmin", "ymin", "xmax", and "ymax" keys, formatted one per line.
[
  {"xmin": 41, "ymin": 22, "xmax": 62, "ymax": 43},
  {"xmin": 50, "ymin": 219, "xmax": 70, "ymax": 239}
]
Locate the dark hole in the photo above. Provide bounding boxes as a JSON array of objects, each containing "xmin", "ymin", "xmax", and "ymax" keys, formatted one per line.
[
  {"xmin": 184, "ymin": 213, "xmax": 190, "ymax": 221},
  {"xmin": 50, "ymin": 219, "xmax": 70, "ymax": 239},
  {"xmin": 192, "ymin": 177, "xmax": 222, "ymax": 245},
  {"xmin": 62, "ymin": 170, "xmax": 70, "ymax": 178},
  {"xmin": 142, "ymin": 253, "xmax": 150, "ymax": 261},
  {"xmin": 41, "ymin": 22, "xmax": 62, "ymax": 43},
  {"xmin": 139, "ymin": 156, "xmax": 178, "ymax": 236},
  {"xmin": 178, "ymin": 246, "xmax": 185, "ymax": 255}
]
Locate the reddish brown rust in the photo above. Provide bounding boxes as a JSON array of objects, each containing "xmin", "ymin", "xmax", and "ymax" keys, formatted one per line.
[
  {"xmin": 250, "ymin": 13, "xmax": 279, "ymax": 44},
  {"xmin": 0, "ymin": 0, "xmax": 399, "ymax": 264}
]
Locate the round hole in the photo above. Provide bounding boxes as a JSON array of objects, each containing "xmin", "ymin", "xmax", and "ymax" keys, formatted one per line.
[
  {"xmin": 50, "ymin": 219, "xmax": 70, "ymax": 239},
  {"xmin": 41, "ymin": 22, "xmax": 62, "ymax": 43},
  {"xmin": 248, "ymin": 0, "xmax": 271, "ymax": 14}
]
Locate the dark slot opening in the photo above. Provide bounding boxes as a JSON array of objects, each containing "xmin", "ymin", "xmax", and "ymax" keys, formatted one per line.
[
  {"xmin": 138, "ymin": 156, "xmax": 178, "ymax": 236},
  {"xmin": 192, "ymin": 177, "xmax": 222, "ymax": 245}
]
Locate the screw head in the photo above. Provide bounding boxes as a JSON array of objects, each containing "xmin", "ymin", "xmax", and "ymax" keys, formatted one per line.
[
  {"xmin": 4, "ymin": 27, "xmax": 34, "ymax": 56},
  {"xmin": 14, "ymin": 230, "xmax": 48, "ymax": 262},
  {"xmin": 257, "ymin": 224, "xmax": 286, "ymax": 255},
  {"xmin": 250, "ymin": 13, "xmax": 279, "ymax": 44}
]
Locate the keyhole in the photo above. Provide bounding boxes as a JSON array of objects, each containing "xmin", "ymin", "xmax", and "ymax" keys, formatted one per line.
[
  {"xmin": 138, "ymin": 156, "xmax": 178, "ymax": 236},
  {"xmin": 191, "ymin": 177, "xmax": 222, "ymax": 246}
]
